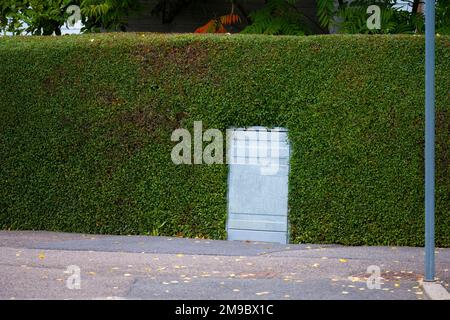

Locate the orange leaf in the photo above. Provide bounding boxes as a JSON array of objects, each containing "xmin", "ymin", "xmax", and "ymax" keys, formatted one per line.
[
  {"xmin": 194, "ymin": 20, "xmax": 216, "ymax": 33},
  {"xmin": 220, "ymin": 14, "xmax": 240, "ymax": 26}
]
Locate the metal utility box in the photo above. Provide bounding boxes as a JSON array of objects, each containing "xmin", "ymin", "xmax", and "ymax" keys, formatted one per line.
[{"xmin": 227, "ymin": 127, "xmax": 290, "ymax": 244}]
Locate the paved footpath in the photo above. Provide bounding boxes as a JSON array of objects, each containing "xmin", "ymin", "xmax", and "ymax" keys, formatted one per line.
[{"xmin": 0, "ymin": 231, "xmax": 448, "ymax": 300}]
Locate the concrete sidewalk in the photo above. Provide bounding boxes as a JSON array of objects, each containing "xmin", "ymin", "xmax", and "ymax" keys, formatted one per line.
[{"xmin": 0, "ymin": 231, "xmax": 448, "ymax": 300}]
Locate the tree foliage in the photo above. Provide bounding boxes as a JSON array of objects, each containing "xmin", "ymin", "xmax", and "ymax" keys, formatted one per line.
[
  {"xmin": 1, "ymin": 0, "xmax": 448, "ymax": 36},
  {"xmin": 317, "ymin": 0, "xmax": 449, "ymax": 34},
  {"xmin": 0, "ymin": 0, "xmax": 140, "ymax": 35},
  {"xmin": 316, "ymin": 0, "xmax": 335, "ymax": 30},
  {"xmin": 335, "ymin": 1, "xmax": 423, "ymax": 34},
  {"xmin": 0, "ymin": 0, "xmax": 73, "ymax": 35},
  {"xmin": 80, "ymin": 0, "xmax": 140, "ymax": 32},
  {"xmin": 436, "ymin": 0, "xmax": 450, "ymax": 33},
  {"xmin": 241, "ymin": 0, "xmax": 309, "ymax": 35}
]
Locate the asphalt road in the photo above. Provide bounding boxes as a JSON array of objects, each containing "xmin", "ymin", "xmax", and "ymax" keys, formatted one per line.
[{"xmin": 0, "ymin": 231, "xmax": 449, "ymax": 300}]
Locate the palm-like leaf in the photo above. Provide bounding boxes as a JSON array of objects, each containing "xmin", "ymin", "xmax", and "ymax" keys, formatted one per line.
[{"xmin": 242, "ymin": 0, "xmax": 308, "ymax": 35}]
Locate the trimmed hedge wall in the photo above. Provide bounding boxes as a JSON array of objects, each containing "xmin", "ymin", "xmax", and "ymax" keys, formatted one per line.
[{"xmin": 0, "ymin": 34, "xmax": 449, "ymax": 246}]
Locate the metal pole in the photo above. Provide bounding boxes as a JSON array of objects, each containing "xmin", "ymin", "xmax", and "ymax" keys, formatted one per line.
[{"xmin": 424, "ymin": 0, "xmax": 436, "ymax": 282}]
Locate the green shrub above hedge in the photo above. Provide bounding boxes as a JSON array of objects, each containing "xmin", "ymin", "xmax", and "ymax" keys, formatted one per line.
[{"xmin": 0, "ymin": 34, "xmax": 449, "ymax": 246}]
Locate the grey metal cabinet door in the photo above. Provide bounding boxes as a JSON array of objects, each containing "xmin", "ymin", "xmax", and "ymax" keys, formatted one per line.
[{"xmin": 227, "ymin": 127, "xmax": 290, "ymax": 244}]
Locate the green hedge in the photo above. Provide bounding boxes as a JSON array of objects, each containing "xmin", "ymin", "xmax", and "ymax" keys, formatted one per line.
[{"xmin": 0, "ymin": 34, "xmax": 449, "ymax": 246}]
